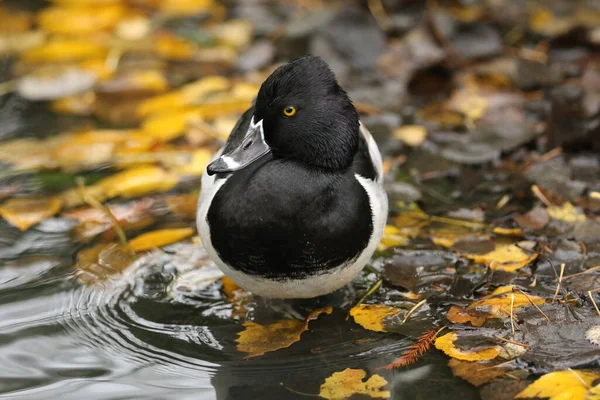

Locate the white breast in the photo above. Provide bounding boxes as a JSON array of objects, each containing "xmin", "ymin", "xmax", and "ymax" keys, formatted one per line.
[{"xmin": 197, "ymin": 124, "xmax": 388, "ymax": 298}]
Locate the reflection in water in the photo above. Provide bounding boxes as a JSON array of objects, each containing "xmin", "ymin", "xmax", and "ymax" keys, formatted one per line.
[{"xmin": 0, "ymin": 238, "xmax": 479, "ymax": 399}]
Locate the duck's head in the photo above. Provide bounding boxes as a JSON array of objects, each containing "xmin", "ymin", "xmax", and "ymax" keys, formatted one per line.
[{"xmin": 206, "ymin": 56, "xmax": 359, "ymax": 175}]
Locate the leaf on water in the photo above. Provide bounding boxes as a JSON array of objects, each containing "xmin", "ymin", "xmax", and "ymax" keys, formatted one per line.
[
  {"xmin": 377, "ymin": 225, "xmax": 410, "ymax": 251},
  {"xmin": 446, "ymin": 306, "xmax": 486, "ymax": 327},
  {"xmin": 464, "ymin": 242, "xmax": 538, "ymax": 272},
  {"xmin": 434, "ymin": 332, "xmax": 501, "ymax": 361},
  {"xmin": 74, "ymin": 242, "xmax": 137, "ymax": 284},
  {"xmin": 0, "ymin": 196, "xmax": 62, "ymax": 231},
  {"xmin": 129, "ymin": 228, "xmax": 195, "ymax": 251},
  {"xmin": 515, "ymin": 370, "xmax": 600, "ymax": 399},
  {"xmin": 38, "ymin": 4, "xmax": 125, "ymax": 35},
  {"xmin": 236, "ymin": 307, "xmax": 332, "ymax": 358},
  {"xmin": 467, "ymin": 285, "xmax": 545, "ymax": 319},
  {"xmin": 319, "ymin": 368, "xmax": 390, "ymax": 400},
  {"xmin": 350, "ymin": 304, "xmax": 400, "ymax": 333},
  {"xmin": 448, "ymin": 359, "xmax": 505, "ymax": 387},
  {"xmin": 547, "ymin": 202, "xmax": 587, "ymax": 224}
]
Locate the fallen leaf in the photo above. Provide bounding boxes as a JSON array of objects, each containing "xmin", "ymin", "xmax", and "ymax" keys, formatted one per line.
[
  {"xmin": 222, "ymin": 276, "xmax": 249, "ymax": 318},
  {"xmin": 74, "ymin": 242, "xmax": 136, "ymax": 284},
  {"xmin": 38, "ymin": 4, "xmax": 125, "ymax": 35},
  {"xmin": 129, "ymin": 228, "xmax": 195, "ymax": 251},
  {"xmin": 350, "ymin": 304, "xmax": 400, "ymax": 333},
  {"xmin": 158, "ymin": 0, "xmax": 215, "ymax": 16},
  {"xmin": 0, "ymin": 196, "xmax": 62, "ymax": 231},
  {"xmin": 319, "ymin": 369, "xmax": 390, "ymax": 400},
  {"xmin": 435, "ymin": 332, "xmax": 501, "ymax": 361},
  {"xmin": 467, "ymin": 285, "xmax": 545, "ymax": 319},
  {"xmin": 447, "ymin": 306, "xmax": 486, "ymax": 327},
  {"xmin": 448, "ymin": 359, "xmax": 505, "ymax": 387},
  {"xmin": 394, "ymin": 125, "xmax": 427, "ymax": 147},
  {"xmin": 22, "ymin": 38, "xmax": 107, "ymax": 63},
  {"xmin": 464, "ymin": 242, "xmax": 538, "ymax": 272},
  {"xmin": 377, "ymin": 225, "xmax": 410, "ymax": 251},
  {"xmin": 99, "ymin": 166, "xmax": 179, "ymax": 199},
  {"xmin": 236, "ymin": 307, "xmax": 332, "ymax": 358},
  {"xmin": 547, "ymin": 202, "xmax": 587, "ymax": 224},
  {"xmin": 515, "ymin": 370, "xmax": 600, "ymax": 399},
  {"xmin": 514, "ymin": 206, "xmax": 550, "ymax": 230}
]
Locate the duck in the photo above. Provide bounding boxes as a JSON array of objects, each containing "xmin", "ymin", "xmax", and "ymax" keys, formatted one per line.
[{"xmin": 197, "ymin": 55, "xmax": 388, "ymax": 299}]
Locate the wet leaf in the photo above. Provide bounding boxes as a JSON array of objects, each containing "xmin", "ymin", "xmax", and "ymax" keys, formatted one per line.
[
  {"xmin": 350, "ymin": 304, "xmax": 400, "ymax": 333},
  {"xmin": 446, "ymin": 306, "xmax": 486, "ymax": 327},
  {"xmin": 467, "ymin": 286, "xmax": 545, "ymax": 319},
  {"xmin": 74, "ymin": 242, "xmax": 136, "ymax": 284},
  {"xmin": 464, "ymin": 242, "xmax": 538, "ymax": 272},
  {"xmin": 38, "ymin": 4, "xmax": 125, "ymax": 35},
  {"xmin": 393, "ymin": 125, "xmax": 427, "ymax": 147},
  {"xmin": 547, "ymin": 202, "xmax": 587, "ymax": 224},
  {"xmin": 22, "ymin": 38, "xmax": 107, "ymax": 63},
  {"xmin": 448, "ymin": 359, "xmax": 505, "ymax": 387},
  {"xmin": 377, "ymin": 225, "xmax": 410, "ymax": 251},
  {"xmin": 514, "ymin": 206, "xmax": 550, "ymax": 230},
  {"xmin": 515, "ymin": 370, "xmax": 600, "ymax": 399},
  {"xmin": 129, "ymin": 228, "xmax": 195, "ymax": 251},
  {"xmin": 435, "ymin": 332, "xmax": 501, "ymax": 361},
  {"xmin": 319, "ymin": 368, "xmax": 390, "ymax": 400},
  {"xmin": 0, "ymin": 196, "xmax": 62, "ymax": 231},
  {"xmin": 236, "ymin": 307, "xmax": 332, "ymax": 358}
]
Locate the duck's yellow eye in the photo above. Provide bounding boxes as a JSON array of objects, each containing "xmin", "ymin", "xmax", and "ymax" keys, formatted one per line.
[{"xmin": 283, "ymin": 106, "xmax": 297, "ymax": 117}]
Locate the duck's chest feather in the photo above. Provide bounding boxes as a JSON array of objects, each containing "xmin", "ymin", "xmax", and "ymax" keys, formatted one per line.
[{"xmin": 207, "ymin": 158, "xmax": 373, "ymax": 279}]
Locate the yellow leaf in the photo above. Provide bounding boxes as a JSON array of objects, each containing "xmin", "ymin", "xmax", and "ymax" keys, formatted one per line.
[
  {"xmin": 0, "ymin": 6, "xmax": 32, "ymax": 34},
  {"xmin": 430, "ymin": 226, "xmax": 489, "ymax": 248},
  {"xmin": 51, "ymin": 92, "xmax": 96, "ymax": 115},
  {"xmin": 154, "ymin": 33, "xmax": 196, "ymax": 60},
  {"xmin": 23, "ymin": 38, "xmax": 107, "ymax": 63},
  {"xmin": 515, "ymin": 370, "xmax": 600, "ymax": 399},
  {"xmin": 492, "ymin": 227, "xmax": 525, "ymax": 237},
  {"xmin": 236, "ymin": 307, "xmax": 332, "ymax": 358},
  {"xmin": 450, "ymin": 89, "xmax": 488, "ymax": 121},
  {"xmin": 350, "ymin": 304, "xmax": 400, "ymax": 333},
  {"xmin": 141, "ymin": 108, "xmax": 201, "ymax": 141},
  {"xmin": 434, "ymin": 332, "xmax": 501, "ymax": 361},
  {"xmin": 464, "ymin": 242, "xmax": 538, "ymax": 272},
  {"xmin": 137, "ymin": 76, "xmax": 231, "ymax": 117},
  {"xmin": 319, "ymin": 369, "xmax": 390, "ymax": 400},
  {"xmin": 467, "ymin": 285, "xmax": 545, "ymax": 318},
  {"xmin": 377, "ymin": 225, "xmax": 410, "ymax": 251},
  {"xmin": 158, "ymin": 0, "xmax": 214, "ymax": 16},
  {"xmin": 394, "ymin": 125, "xmax": 427, "ymax": 147},
  {"xmin": 38, "ymin": 4, "xmax": 125, "ymax": 35},
  {"xmin": 74, "ymin": 242, "xmax": 137, "ymax": 285},
  {"xmin": 129, "ymin": 228, "xmax": 195, "ymax": 251},
  {"xmin": 417, "ymin": 103, "xmax": 465, "ymax": 128},
  {"xmin": 174, "ymin": 149, "xmax": 213, "ymax": 176},
  {"xmin": 212, "ymin": 19, "xmax": 253, "ymax": 49},
  {"xmin": 547, "ymin": 202, "xmax": 586, "ymax": 224},
  {"xmin": 446, "ymin": 306, "xmax": 486, "ymax": 327},
  {"xmin": 448, "ymin": 359, "xmax": 504, "ymax": 387},
  {"xmin": 78, "ymin": 58, "xmax": 114, "ymax": 80},
  {"xmin": 0, "ymin": 196, "xmax": 62, "ymax": 231},
  {"xmin": 100, "ymin": 166, "xmax": 179, "ymax": 198}
]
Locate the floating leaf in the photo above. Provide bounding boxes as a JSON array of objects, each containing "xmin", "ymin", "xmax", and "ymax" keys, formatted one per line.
[
  {"xmin": 448, "ymin": 359, "xmax": 505, "ymax": 387},
  {"xmin": 350, "ymin": 304, "xmax": 400, "ymax": 333},
  {"xmin": 38, "ymin": 4, "xmax": 125, "ymax": 35},
  {"xmin": 467, "ymin": 286, "xmax": 545, "ymax": 319},
  {"xmin": 446, "ymin": 306, "xmax": 486, "ymax": 327},
  {"xmin": 319, "ymin": 369, "xmax": 390, "ymax": 400},
  {"xmin": 74, "ymin": 242, "xmax": 136, "ymax": 284},
  {"xmin": 464, "ymin": 242, "xmax": 538, "ymax": 272},
  {"xmin": 435, "ymin": 332, "xmax": 501, "ymax": 361},
  {"xmin": 236, "ymin": 307, "xmax": 332, "ymax": 358},
  {"xmin": 547, "ymin": 202, "xmax": 586, "ymax": 224},
  {"xmin": 99, "ymin": 166, "xmax": 179, "ymax": 199},
  {"xmin": 394, "ymin": 125, "xmax": 427, "ymax": 147},
  {"xmin": 515, "ymin": 370, "xmax": 600, "ymax": 399},
  {"xmin": 129, "ymin": 228, "xmax": 195, "ymax": 251},
  {"xmin": 0, "ymin": 196, "xmax": 62, "ymax": 231}
]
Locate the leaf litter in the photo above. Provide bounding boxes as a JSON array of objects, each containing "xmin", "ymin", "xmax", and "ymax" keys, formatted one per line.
[{"xmin": 0, "ymin": 0, "xmax": 599, "ymax": 398}]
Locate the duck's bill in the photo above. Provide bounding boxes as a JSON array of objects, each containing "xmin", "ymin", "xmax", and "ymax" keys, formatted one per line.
[{"xmin": 206, "ymin": 118, "xmax": 270, "ymax": 176}]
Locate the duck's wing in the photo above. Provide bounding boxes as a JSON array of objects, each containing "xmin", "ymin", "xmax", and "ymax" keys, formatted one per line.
[{"xmin": 352, "ymin": 122, "xmax": 384, "ymax": 183}]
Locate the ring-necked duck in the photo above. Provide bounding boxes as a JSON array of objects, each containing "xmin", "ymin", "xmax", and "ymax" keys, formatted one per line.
[{"xmin": 197, "ymin": 55, "xmax": 388, "ymax": 298}]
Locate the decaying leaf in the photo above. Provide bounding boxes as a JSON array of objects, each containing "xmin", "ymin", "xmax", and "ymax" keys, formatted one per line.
[
  {"xmin": 129, "ymin": 228, "xmax": 195, "ymax": 252},
  {"xmin": 464, "ymin": 242, "xmax": 538, "ymax": 272},
  {"xmin": 448, "ymin": 359, "xmax": 505, "ymax": 387},
  {"xmin": 467, "ymin": 286, "xmax": 546, "ymax": 319},
  {"xmin": 319, "ymin": 368, "xmax": 390, "ymax": 400},
  {"xmin": 515, "ymin": 370, "xmax": 600, "ymax": 399},
  {"xmin": 435, "ymin": 332, "xmax": 501, "ymax": 361},
  {"xmin": 446, "ymin": 306, "xmax": 486, "ymax": 327},
  {"xmin": 350, "ymin": 304, "xmax": 400, "ymax": 333},
  {"xmin": 0, "ymin": 196, "xmax": 62, "ymax": 231},
  {"xmin": 74, "ymin": 242, "xmax": 137, "ymax": 284},
  {"xmin": 377, "ymin": 225, "xmax": 410, "ymax": 251},
  {"xmin": 236, "ymin": 307, "xmax": 332, "ymax": 358},
  {"xmin": 586, "ymin": 325, "xmax": 600, "ymax": 347},
  {"xmin": 394, "ymin": 125, "xmax": 427, "ymax": 147}
]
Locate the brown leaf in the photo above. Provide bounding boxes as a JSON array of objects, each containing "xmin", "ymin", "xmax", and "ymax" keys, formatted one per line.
[
  {"xmin": 448, "ymin": 359, "xmax": 505, "ymax": 387},
  {"xmin": 447, "ymin": 306, "xmax": 487, "ymax": 327},
  {"xmin": 514, "ymin": 206, "xmax": 550, "ymax": 230},
  {"xmin": 0, "ymin": 196, "xmax": 62, "ymax": 231}
]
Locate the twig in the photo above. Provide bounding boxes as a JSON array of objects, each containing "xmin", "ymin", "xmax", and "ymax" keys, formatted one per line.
[
  {"xmin": 588, "ymin": 291, "xmax": 600, "ymax": 317},
  {"xmin": 510, "ymin": 294, "xmax": 515, "ymax": 337},
  {"xmin": 514, "ymin": 288, "xmax": 550, "ymax": 322},
  {"xmin": 402, "ymin": 299, "xmax": 427, "ymax": 324},
  {"xmin": 552, "ymin": 263, "xmax": 565, "ymax": 303},
  {"xmin": 540, "ymin": 147, "xmax": 563, "ymax": 162},
  {"xmin": 563, "ymin": 266, "xmax": 600, "ymax": 280},
  {"xmin": 568, "ymin": 369, "xmax": 591, "ymax": 389},
  {"xmin": 367, "ymin": 0, "xmax": 391, "ymax": 31},
  {"xmin": 494, "ymin": 335, "xmax": 530, "ymax": 348},
  {"xmin": 531, "ymin": 185, "xmax": 553, "ymax": 207},
  {"xmin": 496, "ymin": 195, "xmax": 510, "ymax": 210}
]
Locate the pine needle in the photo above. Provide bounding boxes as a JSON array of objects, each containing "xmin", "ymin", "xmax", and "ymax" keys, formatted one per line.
[{"xmin": 377, "ymin": 326, "xmax": 445, "ymax": 370}]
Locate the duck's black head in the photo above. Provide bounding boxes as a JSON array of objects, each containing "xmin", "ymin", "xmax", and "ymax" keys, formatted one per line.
[
  {"xmin": 254, "ymin": 56, "xmax": 360, "ymax": 170},
  {"xmin": 205, "ymin": 56, "xmax": 360, "ymax": 176}
]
